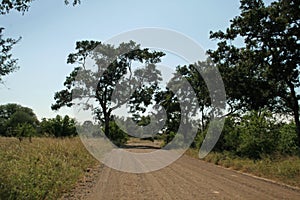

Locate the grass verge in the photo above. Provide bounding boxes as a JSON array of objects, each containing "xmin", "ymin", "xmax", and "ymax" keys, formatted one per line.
[
  {"xmin": 186, "ymin": 149, "xmax": 300, "ymax": 188},
  {"xmin": 0, "ymin": 137, "xmax": 98, "ymax": 200}
]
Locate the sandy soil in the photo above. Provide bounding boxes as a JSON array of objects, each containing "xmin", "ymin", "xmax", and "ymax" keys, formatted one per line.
[{"xmin": 64, "ymin": 141, "xmax": 300, "ymax": 200}]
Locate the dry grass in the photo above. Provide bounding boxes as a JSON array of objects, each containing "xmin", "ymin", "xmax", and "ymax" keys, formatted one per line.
[
  {"xmin": 0, "ymin": 137, "xmax": 98, "ymax": 200},
  {"xmin": 186, "ymin": 149, "xmax": 300, "ymax": 188}
]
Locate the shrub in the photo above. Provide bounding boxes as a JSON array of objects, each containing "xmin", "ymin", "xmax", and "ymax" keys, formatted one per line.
[
  {"xmin": 107, "ymin": 121, "xmax": 128, "ymax": 146},
  {"xmin": 232, "ymin": 111, "xmax": 279, "ymax": 159},
  {"xmin": 277, "ymin": 123, "xmax": 299, "ymax": 155},
  {"xmin": 15, "ymin": 123, "xmax": 36, "ymax": 142},
  {"xmin": 40, "ymin": 115, "xmax": 77, "ymax": 137}
]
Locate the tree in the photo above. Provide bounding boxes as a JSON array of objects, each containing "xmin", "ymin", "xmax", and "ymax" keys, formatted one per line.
[
  {"xmin": 0, "ymin": 28, "xmax": 20, "ymax": 83},
  {"xmin": 0, "ymin": 0, "xmax": 82, "ymax": 82},
  {"xmin": 8, "ymin": 110, "xmax": 37, "ymax": 127},
  {"xmin": 154, "ymin": 88, "xmax": 181, "ymax": 143},
  {"xmin": 0, "ymin": 103, "xmax": 38, "ymax": 136},
  {"xmin": 0, "ymin": 0, "xmax": 81, "ymax": 15},
  {"xmin": 208, "ymin": 0, "xmax": 300, "ymax": 146},
  {"xmin": 129, "ymin": 63, "xmax": 163, "ymax": 116},
  {"xmin": 176, "ymin": 60, "xmax": 217, "ymax": 131},
  {"xmin": 52, "ymin": 40, "xmax": 165, "ymax": 143},
  {"xmin": 15, "ymin": 122, "xmax": 36, "ymax": 142},
  {"xmin": 40, "ymin": 115, "xmax": 77, "ymax": 137}
]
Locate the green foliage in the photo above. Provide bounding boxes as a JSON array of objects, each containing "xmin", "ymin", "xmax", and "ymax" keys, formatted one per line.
[
  {"xmin": 0, "ymin": 28, "xmax": 20, "ymax": 83},
  {"xmin": 52, "ymin": 40, "xmax": 164, "ymax": 143},
  {"xmin": 8, "ymin": 110, "xmax": 37, "ymax": 127},
  {"xmin": 230, "ymin": 111, "xmax": 298, "ymax": 158},
  {"xmin": 154, "ymin": 88, "xmax": 181, "ymax": 136},
  {"xmin": 222, "ymin": 117, "xmax": 240, "ymax": 151},
  {"xmin": 0, "ymin": 0, "xmax": 33, "ymax": 15},
  {"xmin": 129, "ymin": 63, "xmax": 163, "ymax": 116},
  {"xmin": 190, "ymin": 131, "xmax": 205, "ymax": 149},
  {"xmin": 193, "ymin": 110, "xmax": 299, "ymax": 159},
  {"xmin": 76, "ymin": 120, "xmax": 103, "ymax": 138},
  {"xmin": 0, "ymin": 103, "xmax": 39, "ymax": 137},
  {"xmin": 15, "ymin": 123, "xmax": 36, "ymax": 138},
  {"xmin": 208, "ymin": 0, "xmax": 300, "ymax": 145},
  {"xmin": 107, "ymin": 121, "xmax": 128, "ymax": 146},
  {"xmin": 165, "ymin": 131, "xmax": 176, "ymax": 144},
  {"xmin": 277, "ymin": 123, "xmax": 299, "ymax": 155},
  {"xmin": 40, "ymin": 115, "xmax": 77, "ymax": 137},
  {"xmin": 236, "ymin": 111, "xmax": 279, "ymax": 159}
]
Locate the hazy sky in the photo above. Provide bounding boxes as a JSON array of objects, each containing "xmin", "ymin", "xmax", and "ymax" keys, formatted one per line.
[{"xmin": 0, "ymin": 0, "xmax": 272, "ymax": 120}]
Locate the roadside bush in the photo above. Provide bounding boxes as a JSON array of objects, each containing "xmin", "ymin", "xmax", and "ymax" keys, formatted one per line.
[
  {"xmin": 191, "ymin": 117, "xmax": 238, "ymax": 152},
  {"xmin": 214, "ymin": 117, "xmax": 238, "ymax": 152},
  {"xmin": 277, "ymin": 123, "xmax": 299, "ymax": 155},
  {"xmin": 236, "ymin": 111, "xmax": 279, "ymax": 159},
  {"xmin": 190, "ymin": 130, "xmax": 205, "ymax": 149},
  {"xmin": 107, "ymin": 121, "xmax": 128, "ymax": 146},
  {"xmin": 194, "ymin": 110, "xmax": 299, "ymax": 159}
]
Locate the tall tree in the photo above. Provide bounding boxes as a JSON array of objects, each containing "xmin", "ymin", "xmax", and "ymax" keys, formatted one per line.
[
  {"xmin": 208, "ymin": 0, "xmax": 300, "ymax": 146},
  {"xmin": 52, "ymin": 40, "xmax": 165, "ymax": 140},
  {"xmin": 0, "ymin": 103, "xmax": 39, "ymax": 136},
  {"xmin": 176, "ymin": 59, "xmax": 219, "ymax": 131}
]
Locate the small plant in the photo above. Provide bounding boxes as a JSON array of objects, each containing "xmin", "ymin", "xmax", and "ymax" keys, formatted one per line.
[{"xmin": 15, "ymin": 123, "xmax": 36, "ymax": 142}]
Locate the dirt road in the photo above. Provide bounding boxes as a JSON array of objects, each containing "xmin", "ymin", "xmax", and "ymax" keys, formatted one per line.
[{"xmin": 85, "ymin": 144, "xmax": 300, "ymax": 200}]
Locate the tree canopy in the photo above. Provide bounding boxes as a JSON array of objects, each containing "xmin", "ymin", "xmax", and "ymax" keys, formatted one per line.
[
  {"xmin": 0, "ymin": 103, "xmax": 38, "ymax": 136},
  {"xmin": 207, "ymin": 0, "xmax": 300, "ymax": 146},
  {"xmin": 52, "ymin": 40, "xmax": 165, "ymax": 143}
]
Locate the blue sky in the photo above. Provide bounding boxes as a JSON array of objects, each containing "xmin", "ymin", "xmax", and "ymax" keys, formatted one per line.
[{"xmin": 0, "ymin": 0, "xmax": 271, "ymax": 120}]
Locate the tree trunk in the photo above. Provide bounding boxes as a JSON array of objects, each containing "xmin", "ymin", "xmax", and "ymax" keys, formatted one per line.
[
  {"xmin": 294, "ymin": 104, "xmax": 300, "ymax": 147},
  {"xmin": 201, "ymin": 108, "xmax": 205, "ymax": 132},
  {"xmin": 104, "ymin": 116, "xmax": 110, "ymax": 138},
  {"xmin": 295, "ymin": 111, "xmax": 300, "ymax": 148},
  {"xmin": 288, "ymin": 82, "xmax": 300, "ymax": 147}
]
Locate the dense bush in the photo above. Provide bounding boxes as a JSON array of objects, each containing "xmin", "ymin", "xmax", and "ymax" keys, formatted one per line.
[
  {"xmin": 235, "ymin": 111, "xmax": 279, "ymax": 159},
  {"xmin": 76, "ymin": 119, "xmax": 128, "ymax": 146},
  {"xmin": 193, "ymin": 110, "xmax": 299, "ymax": 159},
  {"xmin": 0, "ymin": 104, "xmax": 39, "ymax": 137},
  {"xmin": 40, "ymin": 115, "xmax": 77, "ymax": 137},
  {"xmin": 106, "ymin": 121, "xmax": 128, "ymax": 146},
  {"xmin": 15, "ymin": 123, "xmax": 36, "ymax": 141},
  {"xmin": 277, "ymin": 123, "xmax": 299, "ymax": 155}
]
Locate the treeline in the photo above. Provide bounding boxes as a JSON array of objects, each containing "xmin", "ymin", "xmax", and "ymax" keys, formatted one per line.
[
  {"xmin": 0, "ymin": 103, "xmax": 77, "ymax": 140},
  {"xmin": 49, "ymin": 0, "xmax": 299, "ymax": 159}
]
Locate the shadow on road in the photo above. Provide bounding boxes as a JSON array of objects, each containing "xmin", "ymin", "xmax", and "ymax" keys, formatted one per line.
[{"xmin": 122, "ymin": 144, "xmax": 161, "ymax": 149}]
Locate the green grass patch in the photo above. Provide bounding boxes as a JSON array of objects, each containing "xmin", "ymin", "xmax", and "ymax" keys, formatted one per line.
[
  {"xmin": 186, "ymin": 149, "xmax": 300, "ymax": 188},
  {"xmin": 0, "ymin": 137, "xmax": 98, "ymax": 200}
]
